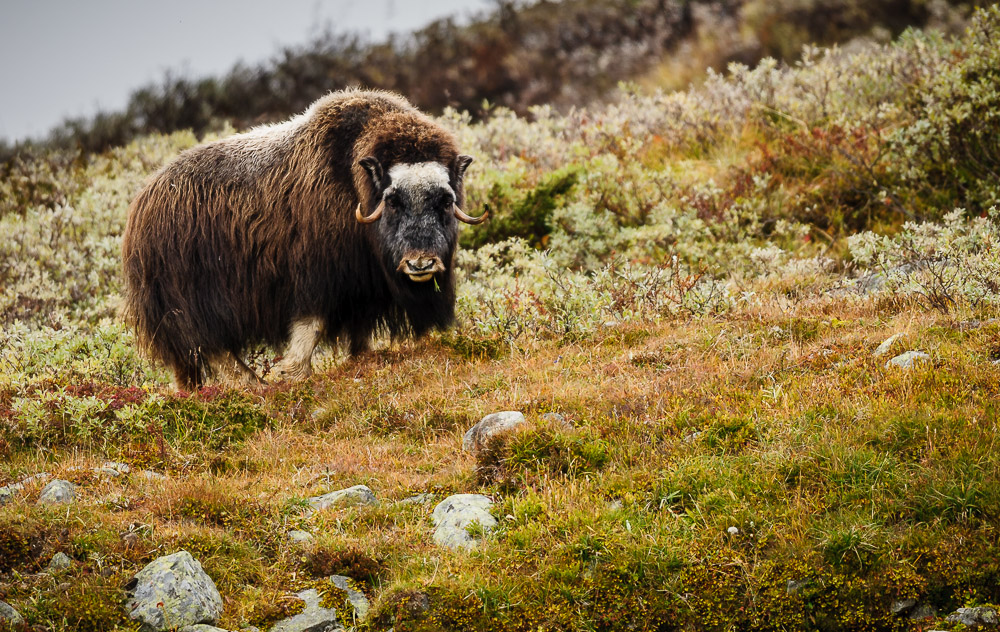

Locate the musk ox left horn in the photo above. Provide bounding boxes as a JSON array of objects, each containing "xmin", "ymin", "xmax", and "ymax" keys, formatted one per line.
[
  {"xmin": 356, "ymin": 200, "xmax": 385, "ymax": 223},
  {"xmin": 453, "ymin": 203, "xmax": 488, "ymax": 225}
]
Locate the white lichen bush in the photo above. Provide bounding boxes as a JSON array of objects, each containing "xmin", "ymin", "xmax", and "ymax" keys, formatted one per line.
[{"xmin": 849, "ymin": 208, "xmax": 1000, "ymax": 313}]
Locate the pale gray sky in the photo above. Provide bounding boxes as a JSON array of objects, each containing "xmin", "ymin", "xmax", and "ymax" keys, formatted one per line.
[{"xmin": 0, "ymin": 0, "xmax": 493, "ymax": 142}]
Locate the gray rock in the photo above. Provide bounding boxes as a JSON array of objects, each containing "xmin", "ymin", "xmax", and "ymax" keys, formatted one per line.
[
  {"xmin": 98, "ymin": 461, "xmax": 131, "ymax": 477},
  {"xmin": 541, "ymin": 412, "xmax": 572, "ymax": 429},
  {"xmin": 0, "ymin": 486, "xmax": 14, "ymax": 506},
  {"xmin": 179, "ymin": 626, "xmax": 231, "ymax": 632},
  {"xmin": 0, "ymin": 600, "xmax": 24, "ymax": 625},
  {"xmin": 269, "ymin": 588, "xmax": 340, "ymax": 632},
  {"xmin": 431, "ymin": 494, "xmax": 497, "ymax": 551},
  {"xmin": 329, "ymin": 575, "xmax": 369, "ymax": 621},
  {"xmin": 885, "ymin": 350, "xmax": 930, "ymax": 370},
  {"xmin": 909, "ymin": 604, "xmax": 938, "ymax": 621},
  {"xmin": 46, "ymin": 551, "xmax": 73, "ymax": 572},
  {"xmin": 125, "ymin": 550, "xmax": 223, "ymax": 632},
  {"xmin": 462, "ymin": 411, "xmax": 526, "ymax": 453},
  {"xmin": 305, "ymin": 485, "xmax": 377, "ymax": 515},
  {"xmin": 287, "ymin": 530, "xmax": 314, "ymax": 544},
  {"xmin": 396, "ymin": 493, "xmax": 435, "ymax": 506},
  {"xmin": 947, "ymin": 606, "xmax": 998, "ymax": 627},
  {"xmin": 786, "ymin": 579, "xmax": 808, "ymax": 595},
  {"xmin": 890, "ymin": 598, "xmax": 916, "ymax": 616},
  {"xmin": 37, "ymin": 479, "xmax": 76, "ymax": 505},
  {"xmin": 874, "ymin": 333, "xmax": 903, "ymax": 357},
  {"xmin": 141, "ymin": 470, "xmax": 168, "ymax": 481}
]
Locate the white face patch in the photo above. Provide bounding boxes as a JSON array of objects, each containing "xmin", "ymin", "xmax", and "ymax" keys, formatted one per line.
[{"xmin": 386, "ymin": 162, "xmax": 453, "ymax": 200}]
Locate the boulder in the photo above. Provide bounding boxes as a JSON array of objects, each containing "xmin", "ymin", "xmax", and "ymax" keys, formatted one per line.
[
  {"xmin": 37, "ymin": 479, "xmax": 76, "ymax": 505},
  {"xmin": 46, "ymin": 551, "xmax": 73, "ymax": 572},
  {"xmin": 269, "ymin": 588, "xmax": 340, "ymax": 632},
  {"xmin": 947, "ymin": 606, "xmax": 998, "ymax": 628},
  {"xmin": 431, "ymin": 494, "xmax": 497, "ymax": 550},
  {"xmin": 125, "ymin": 550, "xmax": 223, "ymax": 632},
  {"xmin": 885, "ymin": 350, "xmax": 930, "ymax": 370},
  {"xmin": 873, "ymin": 333, "xmax": 903, "ymax": 357},
  {"xmin": 287, "ymin": 530, "xmax": 314, "ymax": 544},
  {"xmin": 329, "ymin": 575, "xmax": 369, "ymax": 620},
  {"xmin": 462, "ymin": 411, "xmax": 526, "ymax": 453},
  {"xmin": 305, "ymin": 485, "xmax": 377, "ymax": 516},
  {"xmin": 0, "ymin": 600, "xmax": 23, "ymax": 625}
]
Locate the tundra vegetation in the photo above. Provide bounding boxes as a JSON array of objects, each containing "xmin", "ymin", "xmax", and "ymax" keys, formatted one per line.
[{"xmin": 3, "ymin": 6, "xmax": 1000, "ymax": 631}]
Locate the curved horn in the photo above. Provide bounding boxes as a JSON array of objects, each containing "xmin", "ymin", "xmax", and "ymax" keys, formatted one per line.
[
  {"xmin": 356, "ymin": 200, "xmax": 384, "ymax": 224},
  {"xmin": 453, "ymin": 203, "xmax": 488, "ymax": 225}
]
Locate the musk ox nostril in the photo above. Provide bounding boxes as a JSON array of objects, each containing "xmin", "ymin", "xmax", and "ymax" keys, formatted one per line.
[{"xmin": 408, "ymin": 258, "xmax": 435, "ymax": 271}]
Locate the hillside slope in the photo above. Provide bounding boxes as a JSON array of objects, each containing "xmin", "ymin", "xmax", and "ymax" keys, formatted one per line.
[{"xmin": 2, "ymin": 8, "xmax": 1000, "ymax": 631}]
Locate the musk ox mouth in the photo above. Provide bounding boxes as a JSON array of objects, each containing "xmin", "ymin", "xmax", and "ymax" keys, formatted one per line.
[{"xmin": 398, "ymin": 254, "xmax": 445, "ymax": 282}]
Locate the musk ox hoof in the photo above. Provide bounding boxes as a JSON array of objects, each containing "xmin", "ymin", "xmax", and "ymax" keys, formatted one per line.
[{"xmin": 268, "ymin": 361, "xmax": 313, "ymax": 383}]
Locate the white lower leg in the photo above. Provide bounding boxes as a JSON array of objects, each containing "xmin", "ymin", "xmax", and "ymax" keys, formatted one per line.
[{"xmin": 272, "ymin": 317, "xmax": 323, "ymax": 380}]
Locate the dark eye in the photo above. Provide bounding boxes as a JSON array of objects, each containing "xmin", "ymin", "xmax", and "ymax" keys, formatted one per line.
[
  {"xmin": 436, "ymin": 190, "xmax": 455, "ymax": 208},
  {"xmin": 384, "ymin": 191, "xmax": 402, "ymax": 208}
]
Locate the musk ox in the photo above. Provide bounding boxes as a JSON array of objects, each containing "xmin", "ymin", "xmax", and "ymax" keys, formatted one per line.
[{"xmin": 121, "ymin": 89, "xmax": 486, "ymax": 389}]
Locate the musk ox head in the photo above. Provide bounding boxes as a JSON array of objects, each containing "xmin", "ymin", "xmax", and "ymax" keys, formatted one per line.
[{"xmin": 355, "ymin": 154, "xmax": 487, "ymax": 285}]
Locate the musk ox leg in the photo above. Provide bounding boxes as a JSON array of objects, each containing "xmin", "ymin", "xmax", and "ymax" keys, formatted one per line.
[
  {"xmin": 211, "ymin": 352, "xmax": 264, "ymax": 389},
  {"xmin": 271, "ymin": 317, "xmax": 324, "ymax": 381},
  {"xmin": 169, "ymin": 353, "xmax": 205, "ymax": 393}
]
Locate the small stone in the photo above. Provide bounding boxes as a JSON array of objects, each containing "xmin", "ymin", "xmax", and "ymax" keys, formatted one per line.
[
  {"xmin": 885, "ymin": 350, "xmax": 930, "ymax": 370},
  {"xmin": 786, "ymin": 579, "xmax": 807, "ymax": 595},
  {"xmin": 179, "ymin": 626, "xmax": 231, "ymax": 632},
  {"xmin": 287, "ymin": 530, "xmax": 314, "ymax": 544},
  {"xmin": 46, "ymin": 552, "xmax": 73, "ymax": 572},
  {"xmin": 541, "ymin": 412, "xmax": 572, "ymax": 429},
  {"xmin": 947, "ymin": 606, "xmax": 998, "ymax": 627},
  {"xmin": 874, "ymin": 333, "xmax": 903, "ymax": 357},
  {"xmin": 727, "ymin": 526, "xmax": 739, "ymax": 535},
  {"xmin": 891, "ymin": 599, "xmax": 916, "ymax": 616},
  {"xmin": 0, "ymin": 486, "xmax": 14, "ymax": 506},
  {"xmin": 329, "ymin": 575, "xmax": 369, "ymax": 620},
  {"xmin": 98, "ymin": 461, "xmax": 131, "ymax": 477},
  {"xmin": 0, "ymin": 600, "xmax": 24, "ymax": 625},
  {"xmin": 432, "ymin": 494, "xmax": 497, "ymax": 551},
  {"xmin": 37, "ymin": 479, "xmax": 76, "ymax": 505},
  {"xmin": 396, "ymin": 493, "xmax": 435, "ymax": 506},
  {"xmin": 141, "ymin": 470, "xmax": 168, "ymax": 481},
  {"xmin": 269, "ymin": 588, "xmax": 339, "ymax": 632},
  {"xmin": 305, "ymin": 485, "xmax": 377, "ymax": 515},
  {"xmin": 909, "ymin": 604, "xmax": 938, "ymax": 621},
  {"xmin": 125, "ymin": 550, "xmax": 223, "ymax": 632},
  {"xmin": 462, "ymin": 411, "xmax": 526, "ymax": 453}
]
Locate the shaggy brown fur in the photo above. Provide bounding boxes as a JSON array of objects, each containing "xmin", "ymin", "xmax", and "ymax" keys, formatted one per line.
[{"xmin": 121, "ymin": 89, "xmax": 473, "ymax": 389}]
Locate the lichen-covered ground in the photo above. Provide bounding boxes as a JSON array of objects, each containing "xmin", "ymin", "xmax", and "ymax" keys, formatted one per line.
[{"xmin": 3, "ymin": 8, "xmax": 1000, "ymax": 631}]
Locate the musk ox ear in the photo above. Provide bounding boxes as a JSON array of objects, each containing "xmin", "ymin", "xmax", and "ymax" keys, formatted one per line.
[
  {"xmin": 455, "ymin": 154, "xmax": 473, "ymax": 179},
  {"xmin": 358, "ymin": 156, "xmax": 384, "ymax": 190}
]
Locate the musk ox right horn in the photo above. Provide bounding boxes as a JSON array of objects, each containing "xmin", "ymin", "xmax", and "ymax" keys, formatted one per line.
[
  {"xmin": 453, "ymin": 203, "xmax": 488, "ymax": 225},
  {"xmin": 356, "ymin": 200, "xmax": 385, "ymax": 223}
]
